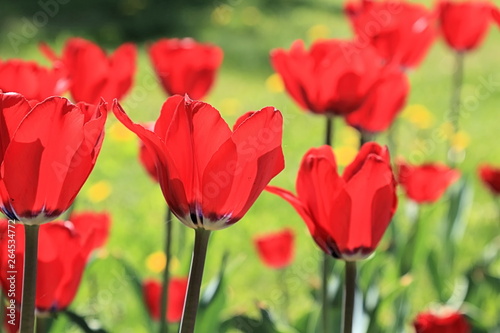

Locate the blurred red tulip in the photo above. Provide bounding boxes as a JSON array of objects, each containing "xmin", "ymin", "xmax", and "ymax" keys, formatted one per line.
[
  {"xmin": 254, "ymin": 228, "xmax": 295, "ymax": 269},
  {"xmin": 346, "ymin": 65, "xmax": 409, "ymax": 133},
  {"xmin": 493, "ymin": 6, "xmax": 500, "ymax": 25},
  {"xmin": 143, "ymin": 278, "xmax": 188, "ymax": 322},
  {"xmin": 0, "ymin": 212, "xmax": 110, "ymax": 313},
  {"xmin": 397, "ymin": 161, "xmax": 460, "ymax": 204},
  {"xmin": 437, "ymin": 0, "xmax": 495, "ymax": 52},
  {"xmin": 414, "ymin": 310, "xmax": 470, "ymax": 333},
  {"xmin": 41, "ymin": 38, "xmax": 137, "ymax": 104},
  {"xmin": 271, "ymin": 39, "xmax": 381, "ymax": 115},
  {"xmin": 478, "ymin": 164, "xmax": 500, "ymax": 195},
  {"xmin": 345, "ymin": 0, "xmax": 437, "ymax": 69},
  {"xmin": 0, "ymin": 59, "xmax": 68, "ymax": 101},
  {"xmin": 113, "ymin": 95, "xmax": 284, "ymax": 230},
  {"xmin": 0, "ymin": 92, "xmax": 107, "ymax": 224},
  {"xmin": 267, "ymin": 143, "xmax": 397, "ymax": 261},
  {"xmin": 149, "ymin": 38, "xmax": 223, "ymax": 100}
]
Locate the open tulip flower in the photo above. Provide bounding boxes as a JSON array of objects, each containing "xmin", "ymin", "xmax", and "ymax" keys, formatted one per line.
[
  {"xmin": 267, "ymin": 143, "xmax": 397, "ymax": 261},
  {"xmin": 478, "ymin": 164, "xmax": 500, "ymax": 196},
  {"xmin": 397, "ymin": 160, "xmax": 460, "ymax": 204},
  {"xmin": 0, "ymin": 59, "xmax": 68, "ymax": 101},
  {"xmin": 414, "ymin": 310, "xmax": 470, "ymax": 333},
  {"xmin": 113, "ymin": 94, "xmax": 284, "ymax": 230},
  {"xmin": 270, "ymin": 39, "xmax": 381, "ymax": 116},
  {"xmin": 346, "ymin": 64, "xmax": 410, "ymax": 133},
  {"xmin": 437, "ymin": 0, "xmax": 496, "ymax": 52},
  {"xmin": 254, "ymin": 228, "xmax": 295, "ymax": 269},
  {"xmin": 40, "ymin": 37, "xmax": 137, "ymax": 105},
  {"xmin": 0, "ymin": 212, "xmax": 110, "ymax": 314},
  {"xmin": 149, "ymin": 38, "xmax": 223, "ymax": 100},
  {"xmin": 143, "ymin": 278, "xmax": 188, "ymax": 323},
  {"xmin": 345, "ymin": 0, "xmax": 437, "ymax": 69},
  {"xmin": 0, "ymin": 92, "xmax": 107, "ymax": 224}
]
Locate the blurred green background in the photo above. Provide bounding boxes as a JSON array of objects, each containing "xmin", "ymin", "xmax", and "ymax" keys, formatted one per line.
[{"xmin": 1, "ymin": 0, "xmax": 500, "ymax": 332}]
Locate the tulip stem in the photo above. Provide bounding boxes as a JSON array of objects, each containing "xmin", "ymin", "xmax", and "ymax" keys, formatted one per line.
[
  {"xmin": 448, "ymin": 51, "xmax": 465, "ymax": 166},
  {"xmin": 160, "ymin": 207, "xmax": 173, "ymax": 333},
  {"xmin": 179, "ymin": 229, "xmax": 211, "ymax": 333},
  {"xmin": 20, "ymin": 224, "xmax": 40, "ymax": 333},
  {"xmin": 359, "ymin": 130, "xmax": 375, "ymax": 147},
  {"xmin": 387, "ymin": 121, "xmax": 398, "ymax": 159},
  {"xmin": 322, "ymin": 115, "xmax": 334, "ymax": 333},
  {"xmin": 35, "ymin": 316, "xmax": 53, "ymax": 333},
  {"xmin": 325, "ymin": 116, "xmax": 334, "ymax": 146},
  {"xmin": 321, "ymin": 253, "xmax": 330, "ymax": 333},
  {"xmin": 342, "ymin": 261, "xmax": 357, "ymax": 333},
  {"xmin": 278, "ymin": 268, "xmax": 290, "ymax": 323}
]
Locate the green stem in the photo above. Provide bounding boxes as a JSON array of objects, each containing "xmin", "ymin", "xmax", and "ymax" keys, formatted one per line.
[
  {"xmin": 20, "ymin": 224, "xmax": 40, "ymax": 333},
  {"xmin": 160, "ymin": 207, "xmax": 173, "ymax": 333},
  {"xmin": 400, "ymin": 205, "xmax": 421, "ymax": 275},
  {"xmin": 325, "ymin": 116, "xmax": 334, "ymax": 146},
  {"xmin": 448, "ymin": 51, "xmax": 465, "ymax": 166},
  {"xmin": 179, "ymin": 229, "xmax": 211, "ymax": 333},
  {"xmin": 35, "ymin": 316, "xmax": 53, "ymax": 333},
  {"xmin": 387, "ymin": 120, "xmax": 398, "ymax": 159},
  {"xmin": 342, "ymin": 261, "xmax": 357, "ymax": 333},
  {"xmin": 321, "ymin": 254, "xmax": 330, "ymax": 333},
  {"xmin": 494, "ymin": 197, "xmax": 500, "ymax": 221},
  {"xmin": 359, "ymin": 130, "xmax": 375, "ymax": 148},
  {"xmin": 321, "ymin": 115, "xmax": 334, "ymax": 333},
  {"xmin": 278, "ymin": 268, "xmax": 290, "ymax": 323}
]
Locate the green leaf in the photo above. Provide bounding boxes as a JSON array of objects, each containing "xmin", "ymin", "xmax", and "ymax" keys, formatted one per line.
[
  {"xmin": 63, "ymin": 309, "xmax": 108, "ymax": 333},
  {"xmin": 220, "ymin": 307, "xmax": 299, "ymax": 333},
  {"xmin": 197, "ymin": 253, "xmax": 228, "ymax": 332},
  {"xmin": 111, "ymin": 256, "xmax": 154, "ymax": 331},
  {"xmin": 446, "ymin": 176, "xmax": 474, "ymax": 244},
  {"xmin": 292, "ymin": 307, "xmax": 320, "ymax": 333}
]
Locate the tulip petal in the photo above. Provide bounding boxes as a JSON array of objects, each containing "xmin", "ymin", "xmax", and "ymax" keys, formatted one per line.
[
  {"xmin": 344, "ymin": 154, "xmax": 396, "ymax": 253},
  {"xmin": 63, "ymin": 38, "xmax": 109, "ymax": 104},
  {"xmin": 104, "ymin": 43, "xmax": 137, "ymax": 102},
  {"xmin": 0, "ymin": 92, "xmax": 32, "ymax": 159},
  {"xmin": 297, "ymin": 146, "xmax": 342, "ymax": 234},
  {"xmin": 113, "ymin": 100, "xmax": 190, "ymax": 219},
  {"xmin": 224, "ymin": 107, "xmax": 284, "ymax": 221}
]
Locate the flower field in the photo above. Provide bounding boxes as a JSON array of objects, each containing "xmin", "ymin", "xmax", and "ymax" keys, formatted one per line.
[{"xmin": 0, "ymin": 0, "xmax": 499, "ymax": 332}]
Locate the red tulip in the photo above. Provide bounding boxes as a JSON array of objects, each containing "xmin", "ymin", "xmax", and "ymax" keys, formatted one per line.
[
  {"xmin": 437, "ymin": 0, "xmax": 495, "ymax": 52},
  {"xmin": 0, "ymin": 92, "xmax": 107, "ymax": 224},
  {"xmin": 0, "ymin": 59, "xmax": 68, "ymax": 101},
  {"xmin": 478, "ymin": 164, "xmax": 500, "ymax": 195},
  {"xmin": 0, "ymin": 212, "xmax": 110, "ymax": 313},
  {"xmin": 41, "ymin": 38, "xmax": 137, "ymax": 104},
  {"xmin": 267, "ymin": 143, "xmax": 397, "ymax": 261},
  {"xmin": 271, "ymin": 39, "xmax": 381, "ymax": 115},
  {"xmin": 113, "ymin": 95, "xmax": 284, "ymax": 230},
  {"xmin": 143, "ymin": 277, "xmax": 188, "ymax": 322},
  {"xmin": 138, "ymin": 123, "xmax": 159, "ymax": 182},
  {"xmin": 254, "ymin": 228, "xmax": 295, "ymax": 269},
  {"xmin": 346, "ymin": 65, "xmax": 409, "ymax": 133},
  {"xmin": 493, "ymin": 6, "xmax": 500, "ymax": 26},
  {"xmin": 414, "ymin": 310, "xmax": 470, "ymax": 333},
  {"xmin": 345, "ymin": 0, "xmax": 437, "ymax": 69},
  {"xmin": 149, "ymin": 38, "xmax": 223, "ymax": 100},
  {"xmin": 397, "ymin": 161, "xmax": 460, "ymax": 204}
]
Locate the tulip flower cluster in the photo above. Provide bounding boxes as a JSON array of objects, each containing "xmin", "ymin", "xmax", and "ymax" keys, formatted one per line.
[{"xmin": 0, "ymin": 0, "xmax": 499, "ymax": 332}]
